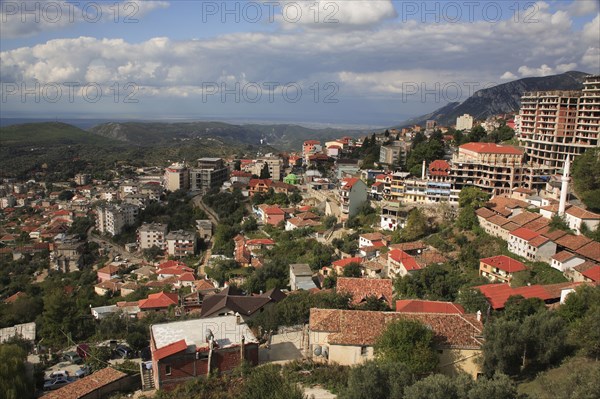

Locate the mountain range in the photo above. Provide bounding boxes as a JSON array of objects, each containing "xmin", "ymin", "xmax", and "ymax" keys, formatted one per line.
[{"xmin": 396, "ymin": 71, "xmax": 590, "ymax": 128}]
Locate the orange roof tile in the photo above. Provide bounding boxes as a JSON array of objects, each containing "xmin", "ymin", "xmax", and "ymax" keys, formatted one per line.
[
  {"xmin": 460, "ymin": 142, "xmax": 523, "ymax": 155},
  {"xmin": 581, "ymin": 266, "xmax": 600, "ymax": 282},
  {"xmin": 337, "ymin": 277, "xmax": 393, "ymax": 306},
  {"xmin": 480, "ymin": 255, "xmax": 527, "ymax": 273},
  {"xmin": 43, "ymin": 367, "xmax": 127, "ymax": 399},
  {"xmin": 139, "ymin": 292, "xmax": 178, "ymax": 309},
  {"xmin": 154, "ymin": 339, "xmax": 188, "ymax": 361},
  {"xmin": 332, "ymin": 257, "xmax": 363, "ymax": 268},
  {"xmin": 396, "ymin": 299, "xmax": 465, "ymax": 314},
  {"xmin": 510, "ymin": 227, "xmax": 539, "ymax": 241}
]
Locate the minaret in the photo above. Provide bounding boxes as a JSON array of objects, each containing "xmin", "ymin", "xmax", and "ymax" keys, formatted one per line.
[
  {"xmin": 558, "ymin": 156, "xmax": 571, "ymax": 216},
  {"xmin": 422, "ymin": 160, "xmax": 426, "ymax": 180}
]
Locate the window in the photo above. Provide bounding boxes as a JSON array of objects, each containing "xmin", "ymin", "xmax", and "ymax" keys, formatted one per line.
[
  {"xmin": 165, "ymin": 365, "xmax": 172, "ymax": 376},
  {"xmin": 360, "ymin": 346, "xmax": 368, "ymax": 356}
]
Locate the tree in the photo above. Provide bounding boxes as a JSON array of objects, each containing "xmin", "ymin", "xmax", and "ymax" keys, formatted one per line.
[
  {"xmin": 572, "ymin": 147, "xmax": 600, "ymax": 212},
  {"xmin": 457, "ymin": 288, "xmax": 490, "ymax": 314},
  {"xmin": 289, "ymin": 191, "xmax": 302, "ymax": 205},
  {"xmin": 569, "ymin": 305, "xmax": 600, "ymax": 360},
  {"xmin": 467, "ymin": 125, "xmax": 487, "ymax": 142},
  {"xmin": 392, "ymin": 208, "xmax": 430, "ymax": 243},
  {"xmin": 260, "ymin": 164, "xmax": 271, "ymax": 179},
  {"xmin": 549, "ymin": 214, "xmax": 571, "ymax": 232},
  {"xmin": 456, "ymin": 205, "xmax": 478, "ymax": 230},
  {"xmin": 458, "ymin": 186, "xmax": 490, "ymax": 209},
  {"xmin": 143, "ymin": 245, "xmax": 164, "ymax": 261},
  {"xmin": 342, "ymin": 262, "xmax": 362, "ymax": 277},
  {"xmin": 341, "ymin": 360, "xmax": 413, "ymax": 399},
  {"xmin": 374, "ymin": 319, "xmax": 438, "ymax": 375},
  {"xmin": 39, "ymin": 288, "xmax": 80, "ymax": 348},
  {"xmin": 323, "ymin": 215, "xmax": 337, "ymax": 229},
  {"xmin": 58, "ymin": 190, "xmax": 75, "ymax": 201},
  {"xmin": 467, "ymin": 373, "xmax": 517, "ymax": 399},
  {"xmin": 503, "ymin": 295, "xmax": 545, "ymax": 321},
  {"xmin": 241, "ymin": 217, "xmax": 258, "ymax": 232},
  {"xmin": 0, "ymin": 344, "xmax": 33, "ymax": 399},
  {"xmin": 395, "ymin": 263, "xmax": 466, "ymax": 302},
  {"xmin": 356, "ymin": 295, "xmax": 390, "ymax": 311},
  {"xmin": 242, "ymin": 364, "xmax": 304, "ymax": 399},
  {"xmin": 403, "ymin": 374, "xmax": 460, "ymax": 399}
]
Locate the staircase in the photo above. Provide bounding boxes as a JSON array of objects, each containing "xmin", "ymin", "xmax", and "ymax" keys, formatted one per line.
[{"xmin": 140, "ymin": 362, "xmax": 155, "ymax": 391}]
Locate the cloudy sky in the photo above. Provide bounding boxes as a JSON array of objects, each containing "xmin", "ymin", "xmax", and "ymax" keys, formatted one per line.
[{"xmin": 1, "ymin": 0, "xmax": 599, "ymax": 126}]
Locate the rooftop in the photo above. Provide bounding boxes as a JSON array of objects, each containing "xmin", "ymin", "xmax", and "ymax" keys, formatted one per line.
[
  {"xmin": 43, "ymin": 367, "xmax": 127, "ymax": 399},
  {"xmin": 395, "ymin": 299, "xmax": 465, "ymax": 314},
  {"xmin": 460, "ymin": 142, "xmax": 523, "ymax": 155},
  {"xmin": 151, "ymin": 315, "xmax": 257, "ymax": 352},
  {"xmin": 336, "ymin": 277, "xmax": 393, "ymax": 307},
  {"xmin": 480, "ymin": 255, "xmax": 527, "ymax": 273}
]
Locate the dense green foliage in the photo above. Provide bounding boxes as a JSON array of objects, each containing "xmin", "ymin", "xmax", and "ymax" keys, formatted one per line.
[
  {"xmin": 572, "ymin": 147, "xmax": 600, "ymax": 212},
  {"xmin": 392, "ymin": 208, "xmax": 433, "ymax": 243},
  {"xmin": 374, "ymin": 319, "xmax": 438, "ymax": 375},
  {"xmin": 395, "ymin": 263, "xmax": 467, "ymax": 302},
  {"xmin": 0, "ymin": 344, "xmax": 34, "ymax": 399}
]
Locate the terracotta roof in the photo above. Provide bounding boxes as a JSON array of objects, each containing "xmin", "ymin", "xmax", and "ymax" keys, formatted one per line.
[
  {"xmin": 194, "ymin": 279, "xmax": 217, "ymax": 292},
  {"xmin": 246, "ymin": 238, "xmax": 275, "ymax": 246},
  {"xmin": 43, "ymin": 367, "xmax": 127, "ymax": 399},
  {"xmin": 475, "ymin": 283, "xmax": 555, "ymax": 310},
  {"xmin": 309, "ymin": 308, "xmax": 483, "ymax": 349},
  {"xmin": 428, "ymin": 160, "xmax": 450, "ymax": 176},
  {"xmin": 460, "ymin": 142, "xmax": 523, "ymax": 155},
  {"xmin": 95, "ymin": 281, "xmax": 122, "ymax": 291},
  {"xmin": 565, "ymin": 206, "xmax": 600, "ymax": 220},
  {"xmin": 4, "ymin": 291, "xmax": 26, "ymax": 303},
  {"xmin": 154, "ymin": 339, "xmax": 188, "ymax": 361},
  {"xmin": 581, "ymin": 265, "xmax": 600, "ymax": 282},
  {"xmin": 332, "ymin": 257, "xmax": 363, "ymax": 268},
  {"xmin": 389, "ymin": 241, "xmax": 427, "ymax": 252},
  {"xmin": 336, "ymin": 277, "xmax": 393, "ymax": 306},
  {"xmin": 510, "ymin": 227, "xmax": 540, "ymax": 241},
  {"xmin": 573, "ymin": 261, "xmax": 599, "ymax": 274},
  {"xmin": 396, "ymin": 299, "xmax": 465, "ymax": 314},
  {"xmin": 529, "ymin": 235, "xmax": 551, "ymax": 248},
  {"xmin": 521, "ymin": 217, "xmax": 550, "ymax": 232},
  {"xmin": 555, "ymin": 234, "xmax": 592, "ymax": 251},
  {"xmin": 551, "ymin": 251, "xmax": 579, "ymax": 263},
  {"xmin": 340, "ymin": 177, "xmax": 361, "ymax": 190},
  {"xmin": 287, "ymin": 218, "xmax": 320, "ymax": 228},
  {"xmin": 487, "ymin": 215, "xmax": 510, "ymax": 227},
  {"xmin": 576, "ymin": 241, "xmax": 600, "ymax": 263},
  {"xmin": 158, "ymin": 260, "xmax": 188, "ymax": 270},
  {"xmin": 263, "ymin": 206, "xmax": 285, "ymax": 215},
  {"xmin": 360, "ymin": 232, "xmax": 386, "ymax": 241},
  {"xmin": 507, "ymin": 212, "xmax": 541, "ymax": 227},
  {"xmin": 389, "ymin": 249, "xmax": 420, "ymax": 271},
  {"xmin": 139, "ymin": 292, "xmax": 178, "ymax": 309},
  {"xmin": 97, "ymin": 264, "xmax": 121, "ymax": 275},
  {"xmin": 501, "ymin": 222, "xmax": 521, "ymax": 232},
  {"xmin": 537, "ymin": 226, "xmax": 568, "ymax": 241},
  {"xmin": 480, "ymin": 255, "xmax": 527, "ymax": 273},
  {"xmin": 476, "ymin": 208, "xmax": 495, "ymax": 219},
  {"xmin": 304, "ymin": 140, "xmax": 321, "ymax": 145}
]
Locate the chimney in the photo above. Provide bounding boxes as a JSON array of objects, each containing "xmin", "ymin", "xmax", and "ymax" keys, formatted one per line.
[
  {"xmin": 558, "ymin": 156, "xmax": 571, "ymax": 216},
  {"xmin": 476, "ymin": 310, "xmax": 482, "ymax": 322},
  {"xmin": 422, "ymin": 160, "xmax": 426, "ymax": 180}
]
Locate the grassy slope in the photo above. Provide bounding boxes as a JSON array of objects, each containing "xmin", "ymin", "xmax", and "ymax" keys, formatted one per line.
[{"xmin": 0, "ymin": 122, "xmax": 116, "ymax": 146}]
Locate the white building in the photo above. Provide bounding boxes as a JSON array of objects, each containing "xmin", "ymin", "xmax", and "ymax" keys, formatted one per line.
[
  {"xmin": 508, "ymin": 227, "xmax": 557, "ymax": 263},
  {"xmin": 96, "ymin": 204, "xmax": 139, "ymax": 236},
  {"xmin": 456, "ymin": 114, "xmax": 474, "ymax": 131},
  {"xmin": 339, "ymin": 178, "xmax": 368, "ymax": 220},
  {"xmin": 138, "ymin": 223, "xmax": 168, "ymax": 250},
  {"xmin": 163, "ymin": 163, "xmax": 189, "ymax": 192},
  {"xmin": 165, "ymin": 230, "xmax": 197, "ymax": 257}
]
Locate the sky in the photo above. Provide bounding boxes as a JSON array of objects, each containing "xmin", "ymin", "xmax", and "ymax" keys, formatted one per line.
[{"xmin": 1, "ymin": 0, "xmax": 599, "ymax": 127}]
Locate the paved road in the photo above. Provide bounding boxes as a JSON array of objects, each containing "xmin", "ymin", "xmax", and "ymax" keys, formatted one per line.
[
  {"xmin": 191, "ymin": 195, "xmax": 218, "ymax": 276},
  {"xmin": 87, "ymin": 226, "xmax": 145, "ymax": 265}
]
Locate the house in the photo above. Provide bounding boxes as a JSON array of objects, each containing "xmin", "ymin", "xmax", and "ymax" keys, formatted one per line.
[
  {"xmin": 339, "ymin": 178, "xmax": 368, "ymax": 219},
  {"xmin": 97, "ymin": 263, "xmax": 122, "ymax": 283},
  {"xmin": 165, "ymin": 230, "xmax": 196, "ymax": 257},
  {"xmin": 395, "ymin": 300, "xmax": 465, "ymax": 314},
  {"xmin": 564, "ymin": 206, "xmax": 600, "ymax": 235},
  {"xmin": 43, "ymin": 367, "xmax": 130, "ymax": 399},
  {"xmin": 286, "ymin": 217, "xmax": 320, "ymax": 231},
  {"xmin": 550, "ymin": 251, "xmax": 585, "ymax": 273},
  {"xmin": 138, "ymin": 292, "xmax": 179, "ymax": 313},
  {"xmin": 387, "ymin": 249, "xmax": 420, "ymax": 279},
  {"xmin": 248, "ymin": 179, "xmax": 272, "ymax": 196},
  {"xmin": 196, "ymin": 220, "xmax": 212, "ymax": 241},
  {"xmin": 199, "ymin": 286, "xmax": 282, "ymax": 320},
  {"xmin": 256, "ymin": 204, "xmax": 286, "ymax": 226},
  {"xmin": 479, "ymin": 255, "xmax": 527, "ymax": 283},
  {"xmin": 571, "ymin": 262, "xmax": 600, "ymax": 283},
  {"xmin": 149, "ymin": 316, "xmax": 259, "ymax": 390},
  {"xmin": 290, "ymin": 263, "xmax": 317, "ymax": 291},
  {"xmin": 328, "ymin": 257, "xmax": 364, "ymax": 276},
  {"xmin": 358, "ymin": 232, "xmax": 387, "ymax": 249},
  {"xmin": 94, "ymin": 280, "xmax": 122, "ymax": 296},
  {"xmin": 574, "ymin": 241, "xmax": 600, "ymax": 264},
  {"xmin": 508, "ymin": 228, "xmax": 557, "ymax": 263},
  {"xmin": 475, "ymin": 282, "xmax": 584, "ymax": 310},
  {"xmin": 137, "ymin": 223, "xmax": 168, "ymax": 250},
  {"xmin": 309, "ymin": 308, "xmax": 483, "ymax": 377},
  {"xmin": 336, "ymin": 277, "xmax": 393, "ymax": 308}
]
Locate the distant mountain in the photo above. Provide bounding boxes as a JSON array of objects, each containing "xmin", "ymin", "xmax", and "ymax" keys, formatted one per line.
[
  {"xmin": 395, "ymin": 71, "xmax": 590, "ymax": 128},
  {"xmin": 0, "ymin": 122, "xmax": 117, "ymax": 147},
  {"xmin": 89, "ymin": 121, "xmax": 365, "ymax": 151}
]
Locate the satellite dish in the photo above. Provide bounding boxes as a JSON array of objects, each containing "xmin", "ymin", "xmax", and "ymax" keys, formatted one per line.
[{"xmin": 313, "ymin": 345, "xmax": 322, "ymax": 356}]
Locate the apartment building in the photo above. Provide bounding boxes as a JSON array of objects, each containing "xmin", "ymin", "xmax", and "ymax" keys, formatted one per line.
[
  {"xmin": 163, "ymin": 163, "xmax": 189, "ymax": 192},
  {"xmin": 339, "ymin": 178, "xmax": 368, "ymax": 219},
  {"xmin": 456, "ymin": 114, "xmax": 474, "ymax": 131},
  {"xmin": 138, "ymin": 223, "xmax": 168, "ymax": 250},
  {"xmin": 165, "ymin": 230, "xmax": 197, "ymax": 257},
  {"xmin": 303, "ymin": 140, "xmax": 322, "ymax": 163},
  {"xmin": 450, "ymin": 142, "xmax": 525, "ymax": 195},
  {"xmin": 190, "ymin": 158, "xmax": 229, "ymax": 194},
  {"xmin": 95, "ymin": 204, "xmax": 139, "ymax": 236},
  {"xmin": 379, "ymin": 141, "xmax": 407, "ymax": 166},
  {"xmin": 518, "ymin": 75, "xmax": 600, "ymax": 174}
]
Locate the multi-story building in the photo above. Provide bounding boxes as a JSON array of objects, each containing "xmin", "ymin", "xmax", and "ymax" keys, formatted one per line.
[
  {"xmin": 190, "ymin": 158, "xmax": 229, "ymax": 194},
  {"xmin": 339, "ymin": 178, "xmax": 368, "ymax": 219},
  {"xmin": 518, "ymin": 75, "xmax": 600, "ymax": 174},
  {"xmin": 303, "ymin": 140, "xmax": 322, "ymax": 163},
  {"xmin": 479, "ymin": 255, "xmax": 527, "ymax": 284},
  {"xmin": 450, "ymin": 142, "xmax": 525, "ymax": 195},
  {"xmin": 379, "ymin": 141, "xmax": 407, "ymax": 167},
  {"xmin": 256, "ymin": 157, "xmax": 283, "ymax": 181},
  {"xmin": 165, "ymin": 230, "xmax": 197, "ymax": 257},
  {"xmin": 163, "ymin": 163, "xmax": 189, "ymax": 192},
  {"xmin": 74, "ymin": 173, "xmax": 90, "ymax": 185},
  {"xmin": 138, "ymin": 223, "xmax": 168, "ymax": 250},
  {"xmin": 456, "ymin": 114, "xmax": 474, "ymax": 131},
  {"xmin": 95, "ymin": 204, "xmax": 139, "ymax": 236}
]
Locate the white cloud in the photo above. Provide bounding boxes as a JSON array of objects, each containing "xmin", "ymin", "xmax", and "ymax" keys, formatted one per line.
[
  {"xmin": 566, "ymin": 0, "xmax": 599, "ymax": 17},
  {"xmin": 581, "ymin": 47, "xmax": 600, "ymax": 70},
  {"xmin": 500, "ymin": 72, "xmax": 518, "ymax": 80},
  {"xmin": 582, "ymin": 14, "xmax": 600, "ymax": 45},
  {"xmin": 0, "ymin": 0, "xmax": 169, "ymax": 39}
]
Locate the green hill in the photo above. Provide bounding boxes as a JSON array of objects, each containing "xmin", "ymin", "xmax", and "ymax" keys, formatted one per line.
[{"xmin": 0, "ymin": 122, "xmax": 116, "ymax": 146}]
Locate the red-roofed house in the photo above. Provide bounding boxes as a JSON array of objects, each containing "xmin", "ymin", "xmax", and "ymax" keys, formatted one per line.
[
  {"xmin": 479, "ymin": 255, "xmax": 527, "ymax": 283},
  {"xmin": 139, "ymin": 292, "xmax": 179, "ymax": 312},
  {"xmin": 248, "ymin": 179, "xmax": 272, "ymax": 196},
  {"xmin": 387, "ymin": 249, "xmax": 421, "ymax": 278},
  {"xmin": 428, "ymin": 160, "xmax": 450, "ymax": 177},
  {"xmin": 564, "ymin": 206, "xmax": 600, "ymax": 235},
  {"xmin": 337, "ymin": 277, "xmax": 393, "ymax": 307},
  {"xmin": 581, "ymin": 266, "xmax": 600, "ymax": 282},
  {"xmin": 256, "ymin": 204, "xmax": 285, "ymax": 226},
  {"xmin": 339, "ymin": 178, "xmax": 368, "ymax": 219},
  {"xmin": 474, "ymin": 282, "xmax": 582, "ymax": 310},
  {"xmin": 550, "ymin": 251, "xmax": 585, "ymax": 273},
  {"xmin": 508, "ymin": 228, "xmax": 556, "ymax": 263},
  {"xmin": 396, "ymin": 299, "xmax": 465, "ymax": 314},
  {"xmin": 97, "ymin": 264, "xmax": 122, "ymax": 283},
  {"xmin": 328, "ymin": 257, "xmax": 364, "ymax": 275}
]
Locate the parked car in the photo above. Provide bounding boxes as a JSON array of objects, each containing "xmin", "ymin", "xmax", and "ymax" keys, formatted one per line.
[
  {"xmin": 62, "ymin": 351, "xmax": 83, "ymax": 364},
  {"xmin": 75, "ymin": 365, "xmax": 91, "ymax": 379},
  {"xmin": 43, "ymin": 377, "xmax": 73, "ymax": 391},
  {"xmin": 46, "ymin": 370, "xmax": 69, "ymax": 380},
  {"xmin": 113, "ymin": 344, "xmax": 134, "ymax": 359}
]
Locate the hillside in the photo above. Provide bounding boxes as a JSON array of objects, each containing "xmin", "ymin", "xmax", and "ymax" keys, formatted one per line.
[
  {"xmin": 396, "ymin": 71, "xmax": 590, "ymax": 128},
  {"xmin": 0, "ymin": 122, "xmax": 117, "ymax": 147},
  {"xmin": 89, "ymin": 121, "xmax": 364, "ymax": 151}
]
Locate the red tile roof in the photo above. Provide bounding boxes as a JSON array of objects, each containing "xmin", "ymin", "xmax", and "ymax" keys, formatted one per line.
[
  {"xmin": 332, "ymin": 257, "xmax": 363, "ymax": 268},
  {"xmin": 389, "ymin": 249, "xmax": 420, "ymax": 271},
  {"xmin": 396, "ymin": 299, "xmax": 465, "ymax": 314},
  {"xmin": 460, "ymin": 142, "xmax": 523, "ymax": 155},
  {"xmin": 139, "ymin": 292, "xmax": 178, "ymax": 310},
  {"xmin": 565, "ymin": 206, "xmax": 600, "ymax": 220},
  {"xmin": 337, "ymin": 277, "xmax": 393, "ymax": 307},
  {"xmin": 555, "ymin": 234, "xmax": 592, "ymax": 251},
  {"xmin": 246, "ymin": 238, "xmax": 275, "ymax": 246},
  {"xmin": 475, "ymin": 283, "xmax": 554, "ymax": 310},
  {"xmin": 551, "ymin": 251, "xmax": 578, "ymax": 263},
  {"xmin": 576, "ymin": 241, "xmax": 600, "ymax": 263},
  {"xmin": 581, "ymin": 266, "xmax": 600, "ymax": 282},
  {"xmin": 340, "ymin": 177, "xmax": 360, "ymax": 190},
  {"xmin": 510, "ymin": 227, "xmax": 539, "ymax": 241},
  {"xmin": 154, "ymin": 339, "xmax": 188, "ymax": 361},
  {"xmin": 43, "ymin": 367, "xmax": 127, "ymax": 399},
  {"xmin": 480, "ymin": 255, "xmax": 527, "ymax": 273},
  {"xmin": 428, "ymin": 160, "xmax": 450, "ymax": 176},
  {"xmin": 158, "ymin": 260, "xmax": 188, "ymax": 270}
]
